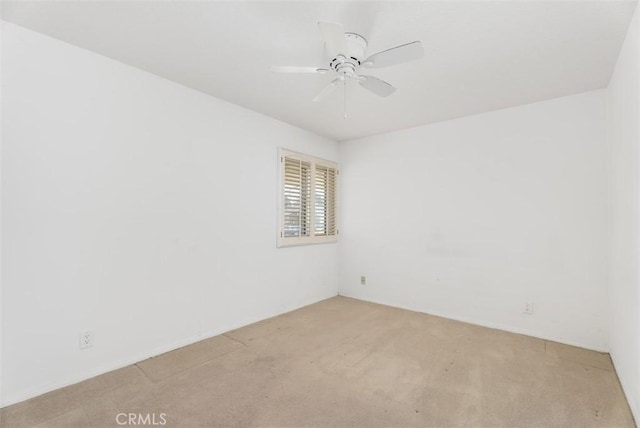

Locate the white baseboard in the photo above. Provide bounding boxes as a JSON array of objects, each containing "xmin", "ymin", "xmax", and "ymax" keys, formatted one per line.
[
  {"xmin": 609, "ymin": 351, "xmax": 639, "ymax": 425},
  {"xmin": 1, "ymin": 291, "xmax": 338, "ymax": 408},
  {"xmin": 337, "ymin": 293, "xmax": 609, "ymax": 353}
]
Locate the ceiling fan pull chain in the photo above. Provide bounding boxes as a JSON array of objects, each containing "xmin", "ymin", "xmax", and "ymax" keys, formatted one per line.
[{"xmin": 344, "ymin": 79, "xmax": 347, "ymax": 119}]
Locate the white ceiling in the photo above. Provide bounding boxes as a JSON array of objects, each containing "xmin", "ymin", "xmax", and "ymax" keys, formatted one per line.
[{"xmin": 2, "ymin": 1, "xmax": 637, "ymax": 141}]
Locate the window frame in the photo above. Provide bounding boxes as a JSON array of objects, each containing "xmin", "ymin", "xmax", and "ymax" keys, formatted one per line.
[{"xmin": 277, "ymin": 148, "xmax": 339, "ymax": 248}]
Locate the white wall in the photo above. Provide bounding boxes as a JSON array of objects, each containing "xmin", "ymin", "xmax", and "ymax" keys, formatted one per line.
[
  {"xmin": 607, "ymin": 2, "xmax": 640, "ymax": 422},
  {"xmin": 0, "ymin": 11, "xmax": 5, "ymax": 410},
  {"xmin": 339, "ymin": 90, "xmax": 610, "ymax": 352},
  {"xmin": 0, "ymin": 22, "xmax": 339, "ymax": 407}
]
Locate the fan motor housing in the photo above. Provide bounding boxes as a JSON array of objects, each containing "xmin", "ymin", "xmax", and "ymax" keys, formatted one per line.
[{"xmin": 329, "ymin": 32, "xmax": 367, "ymax": 78}]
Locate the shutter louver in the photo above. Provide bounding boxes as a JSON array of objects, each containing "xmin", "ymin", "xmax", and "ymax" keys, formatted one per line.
[
  {"xmin": 314, "ymin": 164, "xmax": 337, "ymax": 237},
  {"xmin": 283, "ymin": 157, "xmax": 311, "ymax": 238}
]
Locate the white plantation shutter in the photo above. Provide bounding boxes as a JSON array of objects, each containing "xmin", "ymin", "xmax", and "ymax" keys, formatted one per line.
[
  {"xmin": 283, "ymin": 157, "xmax": 311, "ymax": 238},
  {"xmin": 314, "ymin": 164, "xmax": 337, "ymax": 237},
  {"xmin": 279, "ymin": 149, "xmax": 338, "ymax": 247}
]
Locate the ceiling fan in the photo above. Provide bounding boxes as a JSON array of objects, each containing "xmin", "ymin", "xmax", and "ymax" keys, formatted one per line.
[{"xmin": 272, "ymin": 22, "xmax": 424, "ymax": 116}]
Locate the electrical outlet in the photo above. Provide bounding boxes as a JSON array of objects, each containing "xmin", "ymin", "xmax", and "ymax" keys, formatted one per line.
[
  {"xmin": 360, "ymin": 276, "xmax": 366, "ymax": 285},
  {"xmin": 79, "ymin": 330, "xmax": 94, "ymax": 349},
  {"xmin": 524, "ymin": 302, "xmax": 534, "ymax": 315}
]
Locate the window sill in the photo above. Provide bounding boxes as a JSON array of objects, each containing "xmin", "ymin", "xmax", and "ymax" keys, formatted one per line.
[{"xmin": 277, "ymin": 236, "xmax": 338, "ymax": 248}]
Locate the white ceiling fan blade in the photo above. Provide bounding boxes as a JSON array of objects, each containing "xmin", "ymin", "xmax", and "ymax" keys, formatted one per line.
[
  {"xmin": 313, "ymin": 78, "xmax": 340, "ymax": 102},
  {"xmin": 358, "ymin": 75, "xmax": 396, "ymax": 97},
  {"xmin": 363, "ymin": 41, "xmax": 424, "ymax": 68},
  {"xmin": 318, "ymin": 22, "xmax": 346, "ymax": 58},
  {"xmin": 271, "ymin": 66, "xmax": 328, "ymax": 74}
]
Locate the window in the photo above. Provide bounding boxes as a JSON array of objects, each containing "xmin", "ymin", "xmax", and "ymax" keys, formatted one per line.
[{"xmin": 278, "ymin": 148, "xmax": 338, "ymax": 247}]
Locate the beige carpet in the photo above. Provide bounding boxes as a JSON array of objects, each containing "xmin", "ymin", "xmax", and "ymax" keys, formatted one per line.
[{"xmin": 1, "ymin": 296, "xmax": 635, "ymax": 427}]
